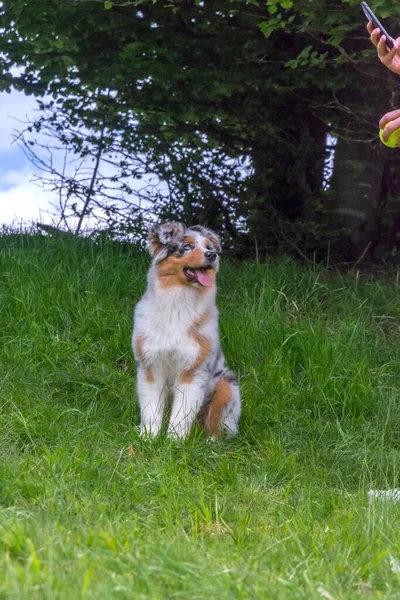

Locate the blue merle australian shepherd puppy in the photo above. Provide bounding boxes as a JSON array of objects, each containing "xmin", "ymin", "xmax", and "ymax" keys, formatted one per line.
[{"xmin": 133, "ymin": 222, "xmax": 241, "ymax": 438}]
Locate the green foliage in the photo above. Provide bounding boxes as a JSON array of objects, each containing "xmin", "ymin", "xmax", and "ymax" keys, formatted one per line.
[
  {"xmin": 2, "ymin": 233, "xmax": 400, "ymax": 597},
  {"xmin": 1, "ymin": 0, "xmax": 400, "ymax": 258}
]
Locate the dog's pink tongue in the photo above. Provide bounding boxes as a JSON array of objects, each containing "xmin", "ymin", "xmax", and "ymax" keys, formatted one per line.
[{"xmin": 195, "ymin": 269, "xmax": 213, "ymax": 287}]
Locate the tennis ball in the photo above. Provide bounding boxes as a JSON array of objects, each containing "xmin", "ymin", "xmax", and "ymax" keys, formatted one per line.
[{"xmin": 379, "ymin": 121, "xmax": 400, "ymax": 148}]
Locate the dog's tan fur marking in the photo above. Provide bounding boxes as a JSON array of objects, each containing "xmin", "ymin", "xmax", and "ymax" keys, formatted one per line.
[
  {"xmin": 203, "ymin": 377, "xmax": 233, "ymax": 437},
  {"xmin": 157, "ymin": 248, "xmax": 214, "ymax": 290},
  {"xmin": 184, "ymin": 235, "xmax": 196, "ymax": 246},
  {"xmin": 149, "ymin": 232, "xmax": 163, "ymax": 256},
  {"xmin": 179, "ymin": 313, "xmax": 211, "ymax": 383},
  {"xmin": 135, "ymin": 336, "xmax": 154, "ymax": 383}
]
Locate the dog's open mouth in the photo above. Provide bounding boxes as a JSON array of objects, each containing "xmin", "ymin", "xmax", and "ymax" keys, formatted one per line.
[{"xmin": 184, "ymin": 267, "xmax": 213, "ymax": 287}]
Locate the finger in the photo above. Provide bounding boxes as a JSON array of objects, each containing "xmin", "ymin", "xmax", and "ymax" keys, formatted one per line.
[
  {"xmin": 381, "ymin": 117, "xmax": 400, "ymax": 142},
  {"xmin": 382, "ymin": 37, "xmax": 398, "ymax": 57},
  {"xmin": 367, "ymin": 21, "xmax": 373, "ymax": 35},
  {"xmin": 377, "ymin": 35, "xmax": 389, "ymax": 57},
  {"xmin": 379, "ymin": 109, "xmax": 400, "ymax": 129},
  {"xmin": 370, "ymin": 27, "xmax": 381, "ymax": 47}
]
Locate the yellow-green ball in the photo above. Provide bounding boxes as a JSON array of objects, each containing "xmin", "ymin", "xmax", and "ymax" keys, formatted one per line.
[{"xmin": 379, "ymin": 121, "xmax": 400, "ymax": 148}]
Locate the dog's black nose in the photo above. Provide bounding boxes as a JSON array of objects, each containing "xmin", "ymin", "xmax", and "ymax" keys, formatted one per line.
[{"xmin": 205, "ymin": 251, "xmax": 217, "ymax": 262}]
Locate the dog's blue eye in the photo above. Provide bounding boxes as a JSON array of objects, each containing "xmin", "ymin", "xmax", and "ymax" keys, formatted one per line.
[{"xmin": 183, "ymin": 244, "xmax": 192, "ymax": 252}]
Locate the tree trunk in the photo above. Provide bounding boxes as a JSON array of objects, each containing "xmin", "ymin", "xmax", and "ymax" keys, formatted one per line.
[
  {"xmin": 328, "ymin": 129, "xmax": 386, "ymax": 261},
  {"xmin": 326, "ymin": 63, "xmax": 391, "ymax": 263}
]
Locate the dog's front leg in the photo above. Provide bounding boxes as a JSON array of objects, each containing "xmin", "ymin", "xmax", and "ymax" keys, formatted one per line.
[
  {"xmin": 137, "ymin": 367, "xmax": 167, "ymax": 437},
  {"xmin": 168, "ymin": 379, "xmax": 205, "ymax": 438}
]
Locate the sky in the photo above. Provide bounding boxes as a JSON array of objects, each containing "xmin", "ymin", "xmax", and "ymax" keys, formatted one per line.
[{"xmin": 0, "ymin": 88, "xmax": 57, "ymax": 227}]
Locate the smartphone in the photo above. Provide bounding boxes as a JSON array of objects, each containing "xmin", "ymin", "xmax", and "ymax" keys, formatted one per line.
[{"xmin": 362, "ymin": 1, "xmax": 394, "ymax": 49}]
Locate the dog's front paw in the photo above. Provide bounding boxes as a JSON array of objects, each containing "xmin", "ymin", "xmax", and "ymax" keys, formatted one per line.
[
  {"xmin": 167, "ymin": 424, "xmax": 188, "ymax": 440},
  {"xmin": 140, "ymin": 423, "xmax": 160, "ymax": 439}
]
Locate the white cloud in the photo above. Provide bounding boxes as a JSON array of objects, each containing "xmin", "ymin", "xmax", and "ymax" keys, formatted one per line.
[
  {"xmin": 0, "ymin": 89, "xmax": 56, "ymax": 225},
  {"xmin": 0, "ymin": 168, "xmax": 56, "ymax": 225}
]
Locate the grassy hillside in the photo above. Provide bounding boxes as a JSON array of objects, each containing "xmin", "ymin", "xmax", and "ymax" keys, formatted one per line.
[{"xmin": 1, "ymin": 233, "xmax": 400, "ymax": 599}]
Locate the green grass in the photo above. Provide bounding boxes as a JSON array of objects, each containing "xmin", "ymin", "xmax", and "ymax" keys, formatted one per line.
[{"xmin": 1, "ymin": 233, "xmax": 400, "ymax": 599}]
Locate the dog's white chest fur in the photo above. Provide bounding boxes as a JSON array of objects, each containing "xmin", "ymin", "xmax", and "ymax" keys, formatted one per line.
[{"xmin": 134, "ymin": 283, "xmax": 218, "ymax": 376}]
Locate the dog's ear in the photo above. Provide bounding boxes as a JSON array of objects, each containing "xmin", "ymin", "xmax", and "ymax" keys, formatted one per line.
[
  {"xmin": 148, "ymin": 222, "xmax": 186, "ymax": 256},
  {"xmin": 207, "ymin": 230, "xmax": 221, "ymax": 253},
  {"xmin": 202, "ymin": 227, "xmax": 221, "ymax": 253}
]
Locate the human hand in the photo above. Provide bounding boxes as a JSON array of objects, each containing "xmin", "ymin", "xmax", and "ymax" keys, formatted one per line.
[
  {"xmin": 367, "ymin": 21, "xmax": 400, "ymax": 75},
  {"xmin": 379, "ymin": 109, "xmax": 400, "ymax": 146}
]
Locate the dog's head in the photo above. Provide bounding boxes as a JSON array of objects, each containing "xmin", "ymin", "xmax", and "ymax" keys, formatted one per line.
[{"xmin": 148, "ymin": 222, "xmax": 221, "ymax": 290}]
